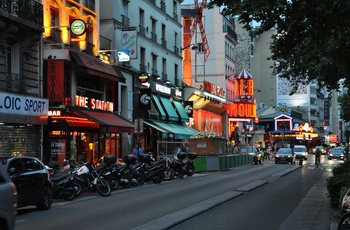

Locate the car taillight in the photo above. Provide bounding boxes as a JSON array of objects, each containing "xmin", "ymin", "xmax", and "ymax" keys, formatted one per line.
[{"xmin": 11, "ymin": 182, "xmax": 18, "ymax": 208}]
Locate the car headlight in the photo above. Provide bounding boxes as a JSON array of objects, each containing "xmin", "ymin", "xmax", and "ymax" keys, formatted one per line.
[
  {"xmin": 330, "ymin": 154, "xmax": 333, "ymax": 156},
  {"xmin": 276, "ymin": 154, "xmax": 279, "ymax": 158}
]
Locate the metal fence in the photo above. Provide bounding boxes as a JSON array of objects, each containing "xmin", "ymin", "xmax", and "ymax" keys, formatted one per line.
[{"xmin": 155, "ymin": 140, "xmax": 254, "ymax": 172}]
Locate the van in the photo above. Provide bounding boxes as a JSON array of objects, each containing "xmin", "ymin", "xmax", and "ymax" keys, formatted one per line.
[{"xmin": 293, "ymin": 145, "xmax": 308, "ymax": 160}]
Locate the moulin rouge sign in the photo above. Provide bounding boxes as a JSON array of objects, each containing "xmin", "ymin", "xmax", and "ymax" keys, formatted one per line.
[{"xmin": 228, "ymin": 78, "xmax": 257, "ymax": 118}]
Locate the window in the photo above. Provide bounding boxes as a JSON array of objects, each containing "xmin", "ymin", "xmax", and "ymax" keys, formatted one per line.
[
  {"xmin": 50, "ymin": 7, "xmax": 59, "ymax": 27},
  {"xmin": 23, "ymin": 158, "xmax": 43, "ymax": 172},
  {"xmin": 7, "ymin": 159, "xmax": 23, "ymax": 173},
  {"xmin": 140, "ymin": 47, "xmax": 146, "ymax": 72},
  {"xmin": 151, "ymin": 18, "xmax": 157, "ymax": 42},
  {"xmin": 152, "ymin": 54, "xmax": 158, "ymax": 75}
]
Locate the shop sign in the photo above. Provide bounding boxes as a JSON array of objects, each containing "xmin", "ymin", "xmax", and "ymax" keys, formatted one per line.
[
  {"xmin": 74, "ymin": 95, "xmax": 114, "ymax": 112},
  {"xmin": 138, "ymin": 73, "xmax": 149, "ymax": 83},
  {"xmin": 48, "ymin": 110, "xmax": 62, "ymax": 116},
  {"xmin": 203, "ymin": 80, "xmax": 226, "ymax": 98},
  {"xmin": 0, "ymin": 92, "xmax": 48, "ymax": 116},
  {"xmin": 227, "ymin": 102, "xmax": 256, "ymax": 118},
  {"xmin": 155, "ymin": 83, "xmax": 171, "ymax": 95},
  {"xmin": 70, "ymin": 19, "xmax": 86, "ymax": 36},
  {"xmin": 234, "ymin": 78, "xmax": 254, "ymax": 97}
]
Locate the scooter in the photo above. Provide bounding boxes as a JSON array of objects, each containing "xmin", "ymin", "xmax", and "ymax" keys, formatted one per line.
[
  {"xmin": 167, "ymin": 152, "xmax": 197, "ymax": 180},
  {"xmin": 51, "ymin": 170, "xmax": 77, "ymax": 201},
  {"xmin": 138, "ymin": 154, "xmax": 166, "ymax": 184}
]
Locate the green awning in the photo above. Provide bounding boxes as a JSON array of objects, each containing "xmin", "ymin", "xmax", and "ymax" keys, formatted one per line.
[
  {"xmin": 152, "ymin": 95, "xmax": 166, "ymax": 120},
  {"xmin": 159, "ymin": 97, "xmax": 179, "ymax": 121},
  {"xmin": 143, "ymin": 120, "xmax": 168, "ymax": 138},
  {"xmin": 173, "ymin": 100, "xmax": 189, "ymax": 123},
  {"xmin": 154, "ymin": 121, "xmax": 199, "ymax": 140}
]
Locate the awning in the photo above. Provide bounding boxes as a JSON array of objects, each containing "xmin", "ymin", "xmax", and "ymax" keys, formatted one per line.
[
  {"xmin": 143, "ymin": 120, "xmax": 168, "ymax": 138},
  {"xmin": 153, "ymin": 121, "xmax": 199, "ymax": 140},
  {"xmin": 148, "ymin": 100, "xmax": 159, "ymax": 120},
  {"xmin": 173, "ymin": 100, "xmax": 190, "ymax": 122},
  {"xmin": 70, "ymin": 51, "xmax": 125, "ymax": 83},
  {"xmin": 152, "ymin": 95, "xmax": 166, "ymax": 120},
  {"xmin": 159, "ymin": 96, "xmax": 179, "ymax": 121},
  {"xmin": 75, "ymin": 109, "xmax": 134, "ymax": 133},
  {"xmin": 50, "ymin": 113, "xmax": 100, "ymax": 130}
]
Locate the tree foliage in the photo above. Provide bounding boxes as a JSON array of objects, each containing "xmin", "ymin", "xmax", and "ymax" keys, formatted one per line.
[
  {"xmin": 337, "ymin": 93, "xmax": 350, "ymax": 122},
  {"xmin": 206, "ymin": 0, "xmax": 350, "ymax": 92}
]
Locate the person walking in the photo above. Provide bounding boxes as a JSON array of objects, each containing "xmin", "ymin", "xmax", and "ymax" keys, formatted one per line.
[
  {"xmin": 131, "ymin": 143, "xmax": 143, "ymax": 160},
  {"xmin": 315, "ymin": 147, "xmax": 321, "ymax": 168}
]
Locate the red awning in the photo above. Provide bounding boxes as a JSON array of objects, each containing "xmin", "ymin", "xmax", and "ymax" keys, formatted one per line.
[
  {"xmin": 50, "ymin": 115, "xmax": 100, "ymax": 129},
  {"xmin": 76, "ymin": 110, "xmax": 134, "ymax": 133}
]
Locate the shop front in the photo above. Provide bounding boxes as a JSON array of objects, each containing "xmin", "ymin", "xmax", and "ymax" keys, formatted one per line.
[
  {"xmin": 43, "ymin": 50, "xmax": 133, "ymax": 165},
  {"xmin": 0, "ymin": 92, "xmax": 48, "ymax": 158},
  {"xmin": 136, "ymin": 80, "xmax": 199, "ymax": 153}
]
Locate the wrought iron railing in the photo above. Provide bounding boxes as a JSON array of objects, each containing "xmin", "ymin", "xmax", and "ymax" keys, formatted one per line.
[
  {"xmin": 139, "ymin": 25, "xmax": 146, "ymax": 36},
  {"xmin": 160, "ymin": 1, "xmax": 166, "ymax": 12},
  {"xmin": 49, "ymin": 28, "xmax": 62, "ymax": 43},
  {"xmin": 223, "ymin": 25, "xmax": 238, "ymax": 42},
  {"xmin": 0, "ymin": 0, "xmax": 43, "ymax": 26},
  {"xmin": 85, "ymin": 0, "xmax": 95, "ymax": 12},
  {"xmin": 121, "ymin": 15, "xmax": 130, "ymax": 26},
  {"xmin": 7, "ymin": 73, "xmax": 25, "ymax": 93},
  {"xmin": 161, "ymin": 38, "xmax": 167, "ymax": 49},
  {"xmin": 140, "ymin": 64, "xmax": 147, "ymax": 73},
  {"xmin": 151, "ymin": 32, "xmax": 157, "ymax": 43}
]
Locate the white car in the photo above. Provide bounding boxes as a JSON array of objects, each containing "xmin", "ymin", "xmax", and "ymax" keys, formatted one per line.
[{"xmin": 293, "ymin": 145, "xmax": 308, "ymax": 160}]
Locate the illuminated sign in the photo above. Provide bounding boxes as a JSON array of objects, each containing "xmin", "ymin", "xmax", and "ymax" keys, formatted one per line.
[
  {"xmin": 203, "ymin": 81, "xmax": 226, "ymax": 98},
  {"xmin": 138, "ymin": 73, "xmax": 149, "ymax": 83},
  {"xmin": 155, "ymin": 84, "xmax": 171, "ymax": 95},
  {"xmin": 74, "ymin": 95, "xmax": 114, "ymax": 112},
  {"xmin": 227, "ymin": 102, "xmax": 256, "ymax": 118},
  {"xmin": 48, "ymin": 110, "xmax": 62, "ymax": 116},
  {"xmin": 70, "ymin": 19, "xmax": 86, "ymax": 36},
  {"xmin": 234, "ymin": 78, "xmax": 254, "ymax": 97}
]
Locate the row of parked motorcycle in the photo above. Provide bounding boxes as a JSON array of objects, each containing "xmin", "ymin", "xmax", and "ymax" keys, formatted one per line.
[{"xmin": 46, "ymin": 151, "xmax": 197, "ymax": 201}]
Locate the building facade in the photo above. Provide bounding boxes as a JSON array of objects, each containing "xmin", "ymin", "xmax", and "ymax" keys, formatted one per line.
[
  {"xmin": 41, "ymin": 0, "xmax": 134, "ymax": 165},
  {"xmin": 0, "ymin": 0, "xmax": 48, "ymax": 159}
]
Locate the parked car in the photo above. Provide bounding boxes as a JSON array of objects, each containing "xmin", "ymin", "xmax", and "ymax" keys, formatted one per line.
[
  {"xmin": 275, "ymin": 148, "xmax": 296, "ymax": 164},
  {"xmin": 1, "ymin": 156, "xmax": 53, "ymax": 210},
  {"xmin": 328, "ymin": 147, "xmax": 345, "ymax": 160},
  {"xmin": 0, "ymin": 161, "xmax": 17, "ymax": 230},
  {"xmin": 293, "ymin": 145, "xmax": 308, "ymax": 160},
  {"xmin": 312, "ymin": 146, "xmax": 326, "ymax": 155}
]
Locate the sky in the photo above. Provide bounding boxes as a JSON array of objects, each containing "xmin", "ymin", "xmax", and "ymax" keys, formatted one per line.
[{"xmin": 181, "ymin": 0, "xmax": 196, "ymax": 5}]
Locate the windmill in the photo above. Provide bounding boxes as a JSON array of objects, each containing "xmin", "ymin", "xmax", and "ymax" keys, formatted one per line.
[{"xmin": 191, "ymin": 0, "xmax": 210, "ymax": 62}]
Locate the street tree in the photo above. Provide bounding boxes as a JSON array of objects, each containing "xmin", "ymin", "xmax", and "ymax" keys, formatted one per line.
[{"xmin": 206, "ymin": 0, "xmax": 350, "ymax": 93}]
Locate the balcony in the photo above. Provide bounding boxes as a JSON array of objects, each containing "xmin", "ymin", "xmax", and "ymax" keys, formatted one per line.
[
  {"xmin": 152, "ymin": 68, "xmax": 158, "ymax": 76},
  {"xmin": 151, "ymin": 32, "xmax": 157, "ymax": 43},
  {"xmin": 140, "ymin": 64, "xmax": 147, "ymax": 73},
  {"xmin": 139, "ymin": 25, "xmax": 146, "ymax": 36},
  {"xmin": 85, "ymin": 0, "xmax": 95, "ymax": 12},
  {"xmin": 121, "ymin": 15, "xmax": 130, "ymax": 26},
  {"xmin": 49, "ymin": 28, "xmax": 62, "ymax": 43},
  {"xmin": 161, "ymin": 38, "xmax": 167, "ymax": 49},
  {"xmin": 160, "ymin": 1, "xmax": 166, "ymax": 12},
  {"xmin": 174, "ymin": 46, "xmax": 179, "ymax": 55},
  {"xmin": 173, "ymin": 12, "xmax": 178, "ymax": 22},
  {"xmin": 7, "ymin": 73, "xmax": 25, "ymax": 93},
  {"xmin": 0, "ymin": 0, "xmax": 43, "ymax": 27},
  {"xmin": 223, "ymin": 25, "xmax": 238, "ymax": 42}
]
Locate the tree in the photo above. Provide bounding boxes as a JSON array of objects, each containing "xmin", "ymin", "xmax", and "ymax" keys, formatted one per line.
[
  {"xmin": 206, "ymin": 0, "xmax": 350, "ymax": 93},
  {"xmin": 337, "ymin": 92, "xmax": 350, "ymax": 122}
]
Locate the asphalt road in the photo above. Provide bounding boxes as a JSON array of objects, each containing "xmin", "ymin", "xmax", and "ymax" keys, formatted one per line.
[{"xmin": 14, "ymin": 155, "xmax": 337, "ymax": 230}]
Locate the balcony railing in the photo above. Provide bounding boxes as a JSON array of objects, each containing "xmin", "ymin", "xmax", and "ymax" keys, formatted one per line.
[
  {"xmin": 49, "ymin": 28, "xmax": 62, "ymax": 43},
  {"xmin": 85, "ymin": 0, "xmax": 95, "ymax": 12},
  {"xmin": 173, "ymin": 12, "xmax": 178, "ymax": 21},
  {"xmin": 152, "ymin": 68, "xmax": 158, "ymax": 76},
  {"xmin": 151, "ymin": 32, "xmax": 157, "ymax": 43},
  {"xmin": 0, "ymin": 0, "xmax": 43, "ymax": 26},
  {"xmin": 174, "ymin": 46, "xmax": 179, "ymax": 55},
  {"xmin": 160, "ymin": 1, "xmax": 166, "ymax": 12},
  {"xmin": 161, "ymin": 38, "xmax": 167, "ymax": 49},
  {"xmin": 7, "ymin": 73, "xmax": 25, "ymax": 93},
  {"xmin": 140, "ymin": 64, "xmax": 147, "ymax": 73},
  {"xmin": 139, "ymin": 25, "xmax": 146, "ymax": 36},
  {"xmin": 121, "ymin": 15, "xmax": 130, "ymax": 26},
  {"xmin": 223, "ymin": 25, "xmax": 238, "ymax": 42}
]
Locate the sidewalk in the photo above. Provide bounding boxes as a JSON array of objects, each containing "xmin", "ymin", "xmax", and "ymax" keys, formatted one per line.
[{"xmin": 278, "ymin": 170, "xmax": 338, "ymax": 230}]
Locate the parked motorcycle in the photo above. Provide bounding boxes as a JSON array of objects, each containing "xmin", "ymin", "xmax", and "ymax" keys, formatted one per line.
[
  {"xmin": 138, "ymin": 154, "xmax": 166, "ymax": 184},
  {"xmin": 76, "ymin": 161, "xmax": 112, "ymax": 196},
  {"xmin": 51, "ymin": 171, "xmax": 77, "ymax": 201},
  {"xmin": 338, "ymin": 188, "xmax": 350, "ymax": 229},
  {"xmin": 165, "ymin": 152, "xmax": 197, "ymax": 180}
]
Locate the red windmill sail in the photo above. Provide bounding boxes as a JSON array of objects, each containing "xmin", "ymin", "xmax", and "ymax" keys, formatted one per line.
[{"xmin": 191, "ymin": 0, "xmax": 210, "ymax": 62}]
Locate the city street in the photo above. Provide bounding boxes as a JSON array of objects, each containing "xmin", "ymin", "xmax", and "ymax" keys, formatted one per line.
[{"xmin": 15, "ymin": 155, "xmax": 338, "ymax": 230}]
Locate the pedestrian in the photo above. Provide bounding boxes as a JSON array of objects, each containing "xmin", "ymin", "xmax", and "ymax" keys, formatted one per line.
[
  {"xmin": 261, "ymin": 147, "xmax": 265, "ymax": 161},
  {"xmin": 266, "ymin": 145, "xmax": 271, "ymax": 160},
  {"xmin": 131, "ymin": 143, "xmax": 143, "ymax": 160}
]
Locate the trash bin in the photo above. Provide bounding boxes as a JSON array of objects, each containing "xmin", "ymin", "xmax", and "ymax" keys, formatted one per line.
[{"xmin": 299, "ymin": 158, "xmax": 303, "ymax": 165}]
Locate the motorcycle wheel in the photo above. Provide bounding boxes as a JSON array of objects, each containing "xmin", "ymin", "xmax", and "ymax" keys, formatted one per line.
[
  {"xmin": 63, "ymin": 185, "xmax": 76, "ymax": 201},
  {"xmin": 164, "ymin": 168, "xmax": 175, "ymax": 181},
  {"xmin": 187, "ymin": 169, "xmax": 194, "ymax": 177},
  {"xmin": 137, "ymin": 171, "xmax": 146, "ymax": 185},
  {"xmin": 120, "ymin": 174, "xmax": 133, "ymax": 188},
  {"xmin": 338, "ymin": 211, "xmax": 350, "ymax": 230},
  {"xmin": 95, "ymin": 177, "xmax": 111, "ymax": 196},
  {"xmin": 73, "ymin": 182, "xmax": 83, "ymax": 197},
  {"xmin": 152, "ymin": 172, "xmax": 164, "ymax": 184}
]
